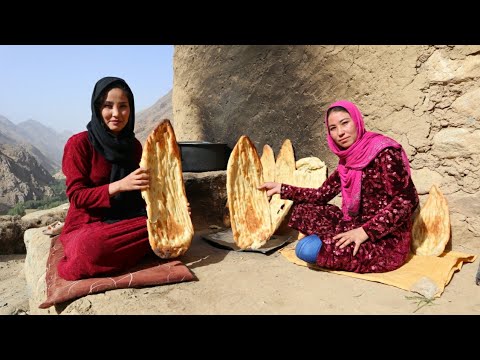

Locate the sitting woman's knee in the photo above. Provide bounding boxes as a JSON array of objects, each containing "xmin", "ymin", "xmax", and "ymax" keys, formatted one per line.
[{"xmin": 295, "ymin": 234, "xmax": 322, "ymax": 264}]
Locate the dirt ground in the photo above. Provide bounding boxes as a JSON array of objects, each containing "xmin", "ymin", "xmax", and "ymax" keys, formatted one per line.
[
  {"xmin": 0, "ymin": 254, "xmax": 29, "ymax": 315},
  {"xmin": 1, "ymin": 230, "xmax": 479, "ymax": 315}
]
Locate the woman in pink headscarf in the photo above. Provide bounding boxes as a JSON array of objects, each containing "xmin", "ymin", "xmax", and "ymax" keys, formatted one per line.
[{"xmin": 259, "ymin": 100, "xmax": 419, "ymax": 273}]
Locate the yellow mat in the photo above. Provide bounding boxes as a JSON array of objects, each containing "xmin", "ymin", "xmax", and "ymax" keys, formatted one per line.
[{"xmin": 280, "ymin": 242, "xmax": 477, "ymax": 298}]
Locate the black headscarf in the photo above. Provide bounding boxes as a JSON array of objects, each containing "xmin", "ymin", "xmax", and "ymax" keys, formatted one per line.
[{"xmin": 86, "ymin": 76, "xmax": 146, "ymax": 223}]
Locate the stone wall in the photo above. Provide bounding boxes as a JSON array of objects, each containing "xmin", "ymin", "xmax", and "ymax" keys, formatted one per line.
[
  {"xmin": 0, "ymin": 204, "xmax": 68, "ymax": 254},
  {"xmin": 173, "ymin": 45, "xmax": 480, "ymax": 249}
]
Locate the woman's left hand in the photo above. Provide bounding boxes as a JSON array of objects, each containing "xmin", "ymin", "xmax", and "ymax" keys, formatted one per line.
[{"xmin": 333, "ymin": 227, "xmax": 369, "ymax": 256}]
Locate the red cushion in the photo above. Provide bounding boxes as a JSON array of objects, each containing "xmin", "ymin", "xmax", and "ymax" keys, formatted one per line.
[{"xmin": 39, "ymin": 236, "xmax": 196, "ymax": 309}]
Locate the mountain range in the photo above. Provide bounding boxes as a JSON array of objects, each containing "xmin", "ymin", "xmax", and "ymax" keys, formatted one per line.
[{"xmin": 0, "ymin": 115, "xmax": 70, "ymax": 173}]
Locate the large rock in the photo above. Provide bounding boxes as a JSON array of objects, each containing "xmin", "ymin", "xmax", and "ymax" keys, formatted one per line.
[
  {"xmin": 0, "ymin": 203, "xmax": 68, "ymax": 255},
  {"xmin": 24, "ymin": 228, "xmax": 57, "ymax": 314},
  {"xmin": 21, "ymin": 203, "xmax": 69, "ymax": 227},
  {"xmin": 0, "ymin": 215, "xmax": 25, "ymax": 253}
]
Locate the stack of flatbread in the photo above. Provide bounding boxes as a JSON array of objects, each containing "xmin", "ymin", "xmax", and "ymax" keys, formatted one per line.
[
  {"xmin": 140, "ymin": 119, "xmax": 194, "ymax": 259},
  {"xmin": 293, "ymin": 157, "xmax": 328, "ymax": 189},
  {"xmin": 227, "ymin": 135, "xmax": 327, "ymax": 249},
  {"xmin": 411, "ymin": 184, "xmax": 451, "ymax": 256}
]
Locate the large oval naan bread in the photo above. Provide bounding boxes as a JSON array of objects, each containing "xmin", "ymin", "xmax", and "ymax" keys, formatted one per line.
[
  {"xmin": 260, "ymin": 144, "xmax": 275, "ymax": 183},
  {"xmin": 270, "ymin": 139, "xmax": 296, "ymax": 234},
  {"xmin": 411, "ymin": 184, "xmax": 450, "ymax": 256},
  {"xmin": 140, "ymin": 119, "xmax": 194, "ymax": 258},
  {"xmin": 227, "ymin": 135, "xmax": 272, "ymax": 249}
]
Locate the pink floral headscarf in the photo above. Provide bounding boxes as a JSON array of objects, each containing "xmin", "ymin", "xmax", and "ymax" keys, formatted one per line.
[{"xmin": 325, "ymin": 100, "xmax": 411, "ymax": 220}]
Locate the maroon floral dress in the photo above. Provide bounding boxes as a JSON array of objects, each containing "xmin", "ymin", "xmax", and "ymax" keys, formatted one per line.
[{"xmin": 281, "ymin": 147, "xmax": 419, "ymax": 273}]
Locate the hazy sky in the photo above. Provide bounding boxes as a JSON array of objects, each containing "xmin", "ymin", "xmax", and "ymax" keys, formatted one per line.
[{"xmin": 0, "ymin": 45, "xmax": 173, "ymax": 134}]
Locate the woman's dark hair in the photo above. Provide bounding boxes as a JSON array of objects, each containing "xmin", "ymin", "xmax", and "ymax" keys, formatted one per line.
[
  {"xmin": 94, "ymin": 81, "xmax": 133, "ymax": 115},
  {"xmin": 326, "ymin": 105, "xmax": 348, "ymax": 118}
]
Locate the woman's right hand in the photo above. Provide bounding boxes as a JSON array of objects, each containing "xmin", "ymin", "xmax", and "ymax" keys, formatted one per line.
[
  {"xmin": 258, "ymin": 182, "xmax": 281, "ymax": 197},
  {"xmin": 109, "ymin": 167, "xmax": 150, "ymax": 196}
]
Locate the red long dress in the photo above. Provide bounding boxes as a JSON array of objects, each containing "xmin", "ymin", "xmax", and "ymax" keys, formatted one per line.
[
  {"xmin": 281, "ymin": 147, "xmax": 419, "ymax": 273},
  {"xmin": 57, "ymin": 131, "xmax": 151, "ymax": 281}
]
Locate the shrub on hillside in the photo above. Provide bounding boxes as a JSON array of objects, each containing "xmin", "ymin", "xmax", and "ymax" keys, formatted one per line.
[{"xmin": 7, "ymin": 203, "xmax": 26, "ymax": 216}]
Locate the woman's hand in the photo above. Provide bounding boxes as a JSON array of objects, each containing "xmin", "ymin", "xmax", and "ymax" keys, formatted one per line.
[
  {"xmin": 258, "ymin": 182, "xmax": 281, "ymax": 197},
  {"xmin": 333, "ymin": 227, "xmax": 369, "ymax": 256},
  {"xmin": 187, "ymin": 202, "xmax": 191, "ymax": 216},
  {"xmin": 109, "ymin": 167, "xmax": 150, "ymax": 196}
]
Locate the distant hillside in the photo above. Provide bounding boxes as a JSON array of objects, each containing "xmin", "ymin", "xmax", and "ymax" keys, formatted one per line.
[
  {"xmin": 0, "ymin": 116, "xmax": 22, "ymax": 142},
  {"xmin": 0, "ymin": 144, "xmax": 54, "ymax": 214},
  {"xmin": 16, "ymin": 119, "xmax": 72, "ymax": 165},
  {"xmin": 135, "ymin": 90, "xmax": 173, "ymax": 144},
  {"xmin": 0, "ymin": 115, "xmax": 70, "ymax": 173}
]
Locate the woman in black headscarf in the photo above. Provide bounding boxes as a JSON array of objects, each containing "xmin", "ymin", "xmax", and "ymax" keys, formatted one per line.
[{"xmin": 57, "ymin": 76, "xmax": 152, "ymax": 280}]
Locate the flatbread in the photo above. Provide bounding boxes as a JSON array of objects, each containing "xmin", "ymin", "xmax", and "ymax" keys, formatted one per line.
[
  {"xmin": 260, "ymin": 144, "xmax": 275, "ymax": 183},
  {"xmin": 293, "ymin": 157, "xmax": 327, "ymax": 188},
  {"xmin": 227, "ymin": 135, "xmax": 272, "ymax": 249},
  {"xmin": 411, "ymin": 185, "xmax": 451, "ymax": 256},
  {"xmin": 293, "ymin": 156, "xmax": 328, "ymax": 239},
  {"xmin": 139, "ymin": 119, "xmax": 194, "ymax": 258},
  {"xmin": 270, "ymin": 139, "xmax": 295, "ymax": 234}
]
